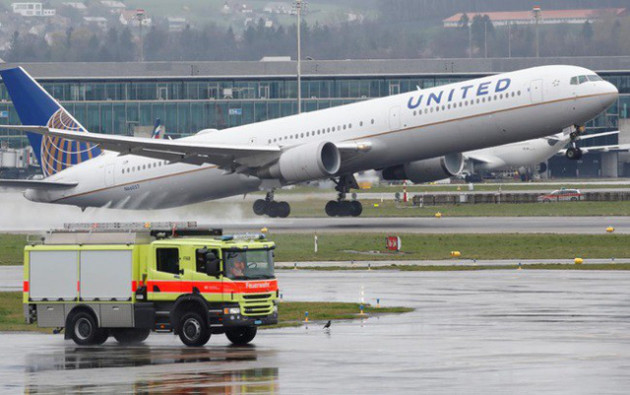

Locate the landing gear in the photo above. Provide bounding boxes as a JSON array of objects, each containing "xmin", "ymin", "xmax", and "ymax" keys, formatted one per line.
[
  {"xmin": 326, "ymin": 175, "xmax": 363, "ymax": 217},
  {"xmin": 566, "ymin": 146, "xmax": 583, "ymax": 160},
  {"xmin": 252, "ymin": 191, "xmax": 291, "ymax": 218},
  {"xmin": 566, "ymin": 125, "xmax": 584, "ymax": 160}
]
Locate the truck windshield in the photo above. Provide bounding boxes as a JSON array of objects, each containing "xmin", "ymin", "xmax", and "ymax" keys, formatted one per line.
[{"xmin": 224, "ymin": 249, "xmax": 274, "ymax": 280}]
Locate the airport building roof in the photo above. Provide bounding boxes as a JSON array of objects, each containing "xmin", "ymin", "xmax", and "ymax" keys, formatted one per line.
[{"xmin": 3, "ymin": 56, "xmax": 630, "ymax": 80}]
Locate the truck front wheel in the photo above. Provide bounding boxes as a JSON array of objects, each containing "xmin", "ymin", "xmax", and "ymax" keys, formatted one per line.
[
  {"xmin": 112, "ymin": 328, "xmax": 151, "ymax": 344},
  {"xmin": 178, "ymin": 312, "xmax": 210, "ymax": 347},
  {"xmin": 226, "ymin": 326, "xmax": 257, "ymax": 345},
  {"xmin": 70, "ymin": 311, "xmax": 108, "ymax": 346}
]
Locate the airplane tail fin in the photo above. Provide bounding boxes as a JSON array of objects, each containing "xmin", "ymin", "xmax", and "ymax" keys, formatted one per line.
[
  {"xmin": 0, "ymin": 67, "xmax": 102, "ymax": 177},
  {"xmin": 151, "ymin": 118, "xmax": 165, "ymax": 139}
]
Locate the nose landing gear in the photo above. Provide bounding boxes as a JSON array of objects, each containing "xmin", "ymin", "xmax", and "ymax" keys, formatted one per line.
[
  {"xmin": 253, "ymin": 191, "xmax": 291, "ymax": 218},
  {"xmin": 566, "ymin": 125, "xmax": 585, "ymax": 160},
  {"xmin": 325, "ymin": 174, "xmax": 363, "ymax": 217}
]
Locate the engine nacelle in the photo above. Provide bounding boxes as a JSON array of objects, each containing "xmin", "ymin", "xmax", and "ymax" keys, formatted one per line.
[
  {"xmin": 260, "ymin": 141, "xmax": 341, "ymax": 183},
  {"xmin": 382, "ymin": 153, "xmax": 464, "ymax": 184}
]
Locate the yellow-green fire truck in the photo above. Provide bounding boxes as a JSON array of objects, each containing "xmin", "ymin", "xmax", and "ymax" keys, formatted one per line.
[{"xmin": 23, "ymin": 224, "xmax": 278, "ymax": 346}]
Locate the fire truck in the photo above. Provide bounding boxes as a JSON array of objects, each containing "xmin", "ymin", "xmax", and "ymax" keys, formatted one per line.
[{"xmin": 23, "ymin": 223, "xmax": 278, "ymax": 346}]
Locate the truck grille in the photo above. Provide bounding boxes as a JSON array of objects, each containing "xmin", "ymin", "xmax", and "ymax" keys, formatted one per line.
[
  {"xmin": 242, "ymin": 293, "xmax": 273, "ymax": 316},
  {"xmin": 243, "ymin": 293, "xmax": 271, "ymax": 300}
]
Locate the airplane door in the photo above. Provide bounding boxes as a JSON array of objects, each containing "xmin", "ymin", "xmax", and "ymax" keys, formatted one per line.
[
  {"xmin": 530, "ymin": 79, "xmax": 543, "ymax": 103},
  {"xmin": 389, "ymin": 106, "xmax": 401, "ymax": 131},
  {"xmin": 105, "ymin": 164, "xmax": 115, "ymax": 186}
]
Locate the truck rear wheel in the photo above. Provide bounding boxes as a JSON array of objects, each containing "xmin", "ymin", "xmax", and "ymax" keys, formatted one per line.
[
  {"xmin": 178, "ymin": 312, "xmax": 210, "ymax": 347},
  {"xmin": 70, "ymin": 311, "xmax": 108, "ymax": 346},
  {"xmin": 112, "ymin": 328, "xmax": 151, "ymax": 344},
  {"xmin": 225, "ymin": 326, "xmax": 257, "ymax": 345}
]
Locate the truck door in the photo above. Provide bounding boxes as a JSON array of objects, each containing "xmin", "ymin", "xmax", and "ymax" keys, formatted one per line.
[
  {"xmin": 191, "ymin": 247, "xmax": 222, "ymax": 301},
  {"xmin": 147, "ymin": 246, "xmax": 183, "ymax": 301}
]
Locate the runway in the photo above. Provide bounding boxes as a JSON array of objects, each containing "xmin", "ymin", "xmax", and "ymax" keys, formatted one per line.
[
  {"xmin": 0, "ymin": 191, "xmax": 627, "ymax": 234},
  {"xmin": 2, "ymin": 270, "xmax": 630, "ymax": 393}
]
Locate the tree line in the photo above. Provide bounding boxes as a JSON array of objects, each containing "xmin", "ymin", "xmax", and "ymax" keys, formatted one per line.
[{"xmin": 4, "ymin": 9, "xmax": 630, "ymax": 62}]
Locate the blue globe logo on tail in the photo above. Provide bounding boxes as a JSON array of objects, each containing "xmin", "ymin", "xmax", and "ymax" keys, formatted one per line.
[
  {"xmin": 0, "ymin": 67, "xmax": 102, "ymax": 177},
  {"xmin": 41, "ymin": 109, "xmax": 102, "ymax": 177}
]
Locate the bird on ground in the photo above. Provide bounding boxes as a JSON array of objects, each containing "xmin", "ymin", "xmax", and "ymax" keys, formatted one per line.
[{"xmin": 323, "ymin": 320, "xmax": 331, "ymax": 330}]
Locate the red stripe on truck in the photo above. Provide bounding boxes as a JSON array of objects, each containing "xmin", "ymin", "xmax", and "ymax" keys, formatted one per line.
[
  {"xmin": 146, "ymin": 279, "xmax": 278, "ymax": 294},
  {"xmin": 23, "ymin": 281, "xmax": 29, "ymax": 292}
]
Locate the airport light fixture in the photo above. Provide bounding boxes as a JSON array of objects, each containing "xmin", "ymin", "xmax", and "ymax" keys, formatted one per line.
[
  {"xmin": 293, "ymin": 0, "xmax": 308, "ymax": 114},
  {"xmin": 533, "ymin": 6, "xmax": 541, "ymax": 58},
  {"xmin": 136, "ymin": 9, "xmax": 146, "ymax": 62}
]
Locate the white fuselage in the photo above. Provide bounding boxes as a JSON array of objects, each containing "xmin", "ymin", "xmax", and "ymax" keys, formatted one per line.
[{"xmin": 27, "ymin": 65, "xmax": 617, "ymax": 209}]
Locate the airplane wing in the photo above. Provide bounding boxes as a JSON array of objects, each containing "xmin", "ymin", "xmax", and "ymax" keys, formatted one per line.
[
  {"xmin": 558, "ymin": 144, "xmax": 630, "ymax": 156},
  {"xmin": 577, "ymin": 130, "xmax": 619, "ymax": 141},
  {"xmin": 0, "ymin": 179, "xmax": 78, "ymax": 190},
  {"xmin": 0, "ymin": 125, "xmax": 373, "ymax": 173},
  {"xmin": 0, "ymin": 125, "xmax": 282, "ymax": 170}
]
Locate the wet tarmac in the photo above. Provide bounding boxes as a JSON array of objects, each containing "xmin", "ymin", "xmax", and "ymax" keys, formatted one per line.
[{"xmin": 2, "ymin": 270, "xmax": 630, "ymax": 393}]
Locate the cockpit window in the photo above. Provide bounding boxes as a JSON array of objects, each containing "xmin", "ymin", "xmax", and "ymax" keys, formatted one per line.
[{"xmin": 571, "ymin": 75, "xmax": 600, "ymax": 85}]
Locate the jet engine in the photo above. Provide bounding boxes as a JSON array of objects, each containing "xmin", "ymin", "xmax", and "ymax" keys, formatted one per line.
[
  {"xmin": 259, "ymin": 141, "xmax": 341, "ymax": 183},
  {"xmin": 382, "ymin": 153, "xmax": 465, "ymax": 184}
]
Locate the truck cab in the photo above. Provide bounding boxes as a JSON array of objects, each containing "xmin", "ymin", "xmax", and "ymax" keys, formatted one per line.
[{"xmin": 23, "ymin": 224, "xmax": 278, "ymax": 347}]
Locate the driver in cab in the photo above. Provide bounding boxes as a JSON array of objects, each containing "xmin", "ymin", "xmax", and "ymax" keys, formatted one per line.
[{"xmin": 230, "ymin": 259, "xmax": 245, "ymax": 277}]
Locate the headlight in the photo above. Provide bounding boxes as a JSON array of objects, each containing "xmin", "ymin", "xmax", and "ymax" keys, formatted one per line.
[
  {"xmin": 273, "ymin": 305, "xmax": 278, "ymax": 313},
  {"xmin": 224, "ymin": 307, "xmax": 240, "ymax": 314}
]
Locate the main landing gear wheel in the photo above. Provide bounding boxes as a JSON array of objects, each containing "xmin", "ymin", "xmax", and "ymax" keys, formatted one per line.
[
  {"xmin": 252, "ymin": 191, "xmax": 291, "ymax": 218},
  {"xmin": 326, "ymin": 174, "xmax": 363, "ymax": 217},
  {"xmin": 566, "ymin": 147, "xmax": 583, "ymax": 160}
]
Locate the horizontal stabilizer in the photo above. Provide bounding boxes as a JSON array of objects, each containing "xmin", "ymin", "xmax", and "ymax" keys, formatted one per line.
[{"xmin": 0, "ymin": 179, "xmax": 78, "ymax": 190}]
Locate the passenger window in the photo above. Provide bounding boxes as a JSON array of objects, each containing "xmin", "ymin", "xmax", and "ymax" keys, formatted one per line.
[
  {"xmin": 578, "ymin": 76, "xmax": 587, "ymax": 84},
  {"xmin": 156, "ymin": 248, "xmax": 180, "ymax": 275},
  {"xmin": 570, "ymin": 76, "xmax": 578, "ymax": 85}
]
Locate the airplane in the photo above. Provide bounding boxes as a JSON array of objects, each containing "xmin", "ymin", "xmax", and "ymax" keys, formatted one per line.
[
  {"xmin": 0, "ymin": 65, "xmax": 618, "ymax": 217},
  {"xmin": 462, "ymin": 128, "xmax": 624, "ymax": 180}
]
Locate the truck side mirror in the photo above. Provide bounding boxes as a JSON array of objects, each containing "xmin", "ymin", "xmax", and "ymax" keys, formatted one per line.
[{"xmin": 205, "ymin": 252, "xmax": 221, "ymax": 277}]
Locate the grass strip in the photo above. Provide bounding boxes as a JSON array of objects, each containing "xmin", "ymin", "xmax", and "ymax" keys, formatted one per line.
[
  {"xmin": 3, "ymin": 233, "xmax": 630, "ymax": 265},
  {"xmin": 0, "ymin": 292, "xmax": 411, "ymax": 332},
  {"xmin": 0, "ymin": 234, "xmax": 26, "ymax": 265},
  {"xmin": 271, "ymin": 233, "xmax": 630, "ymax": 262}
]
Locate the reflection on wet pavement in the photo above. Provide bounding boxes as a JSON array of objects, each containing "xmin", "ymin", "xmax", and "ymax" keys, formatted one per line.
[
  {"xmin": 27, "ymin": 367, "xmax": 279, "ymax": 394},
  {"xmin": 25, "ymin": 346, "xmax": 261, "ymax": 372}
]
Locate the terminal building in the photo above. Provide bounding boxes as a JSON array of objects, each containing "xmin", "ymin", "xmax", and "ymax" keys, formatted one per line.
[{"xmin": 0, "ymin": 56, "xmax": 629, "ymax": 178}]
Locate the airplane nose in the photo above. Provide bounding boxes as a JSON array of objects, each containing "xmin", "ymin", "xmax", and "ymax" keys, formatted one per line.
[
  {"xmin": 600, "ymin": 81, "xmax": 618, "ymax": 107},
  {"xmin": 604, "ymin": 81, "xmax": 619, "ymax": 96}
]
